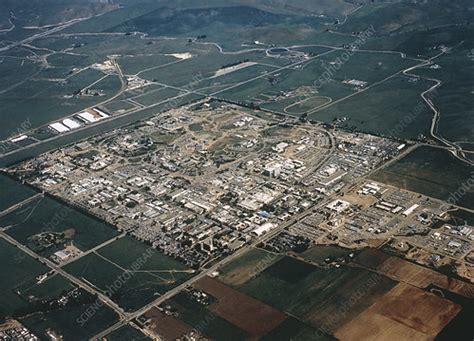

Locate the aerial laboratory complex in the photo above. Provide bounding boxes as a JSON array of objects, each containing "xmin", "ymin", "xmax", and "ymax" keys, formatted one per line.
[{"xmin": 0, "ymin": 0, "xmax": 473, "ymax": 340}]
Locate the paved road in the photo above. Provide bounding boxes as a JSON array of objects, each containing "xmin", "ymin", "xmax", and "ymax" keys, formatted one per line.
[
  {"xmin": 0, "ymin": 16, "xmax": 95, "ymax": 53},
  {"xmin": 0, "ymin": 192, "xmax": 43, "ymax": 219},
  {"xmin": 89, "ymin": 197, "xmax": 328, "ymax": 340},
  {"xmin": 0, "ymin": 231, "xmax": 127, "ymax": 319},
  {"xmin": 0, "ymin": 46, "xmax": 337, "ymax": 161},
  {"xmin": 89, "ymin": 143, "xmax": 415, "ymax": 340},
  {"xmin": 59, "ymin": 232, "xmax": 127, "ymax": 267}
]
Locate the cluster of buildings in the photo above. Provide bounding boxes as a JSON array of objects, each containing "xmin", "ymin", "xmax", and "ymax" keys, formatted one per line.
[
  {"xmin": 48, "ymin": 107, "xmax": 109, "ymax": 134},
  {"xmin": 273, "ymin": 178, "xmax": 473, "ymax": 279},
  {"xmin": 0, "ymin": 321, "xmax": 38, "ymax": 341},
  {"xmin": 11, "ymin": 101, "xmax": 448, "ymax": 275}
]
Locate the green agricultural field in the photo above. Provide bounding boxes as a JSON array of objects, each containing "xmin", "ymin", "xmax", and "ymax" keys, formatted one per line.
[
  {"xmin": 0, "ymin": 238, "xmax": 49, "ymax": 318},
  {"xmin": 116, "ymin": 84, "xmax": 163, "ymax": 102},
  {"xmin": 64, "ymin": 236, "xmax": 193, "ymax": 311},
  {"xmin": 299, "ymin": 245, "xmax": 357, "ymax": 264},
  {"xmin": 97, "ymin": 236, "xmax": 189, "ymax": 272},
  {"xmin": 102, "ymin": 99, "xmax": 138, "ymax": 114},
  {"xmin": 315, "ymin": 50, "xmax": 417, "ymax": 85},
  {"xmin": 46, "ymin": 53, "xmax": 94, "ymax": 70},
  {"xmin": 0, "ymin": 174, "xmax": 37, "ymax": 212},
  {"xmin": 240, "ymin": 256, "xmax": 396, "ymax": 332},
  {"xmin": 217, "ymin": 49, "xmax": 418, "ymax": 116},
  {"xmin": 218, "ymin": 247, "xmax": 282, "ymax": 288},
  {"xmin": 11, "ymin": 272, "xmax": 118, "ymax": 340},
  {"xmin": 165, "ymin": 291, "xmax": 249, "ymax": 340},
  {"xmin": 20, "ymin": 287, "xmax": 119, "ymax": 341},
  {"xmin": 262, "ymin": 317, "xmax": 335, "ymax": 341},
  {"xmin": 88, "ymin": 74, "xmax": 122, "ymax": 95},
  {"xmin": 0, "ymin": 66, "xmax": 121, "ymax": 141},
  {"xmin": 117, "ymin": 54, "xmax": 179, "ymax": 75},
  {"xmin": 17, "ymin": 274, "xmax": 75, "ymax": 302},
  {"xmin": 0, "ymin": 92, "xmax": 202, "ymax": 168},
  {"xmin": 283, "ymin": 96, "xmax": 332, "ymax": 115},
  {"xmin": 0, "ymin": 196, "xmax": 119, "ymax": 256},
  {"xmin": 64, "ymin": 252, "xmax": 175, "ymax": 311},
  {"xmin": 138, "ymin": 51, "xmax": 280, "ymax": 88},
  {"xmin": 133, "ymin": 87, "xmax": 181, "ymax": 107},
  {"xmin": 198, "ymin": 64, "xmax": 280, "ymax": 95},
  {"xmin": 372, "ymin": 146, "xmax": 474, "ymax": 209}
]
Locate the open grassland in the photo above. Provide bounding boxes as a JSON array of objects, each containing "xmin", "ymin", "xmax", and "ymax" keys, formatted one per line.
[
  {"xmin": 217, "ymin": 247, "xmax": 282, "ymax": 287},
  {"xmin": 102, "ymin": 5, "xmax": 327, "ymax": 51},
  {"xmin": 372, "ymin": 146, "xmax": 474, "ymax": 209},
  {"xmin": 0, "ymin": 67, "xmax": 121, "ymax": 141},
  {"xmin": 0, "ymin": 57, "xmax": 40, "ymax": 93},
  {"xmin": 0, "ymin": 238, "xmax": 49, "ymax": 318},
  {"xmin": 0, "ymin": 0, "xmax": 471, "ymax": 147},
  {"xmin": 0, "ymin": 0, "xmax": 115, "ymax": 29},
  {"xmin": 309, "ymin": 76, "xmax": 434, "ymax": 139},
  {"xmin": 97, "ymin": 236, "xmax": 189, "ymax": 272},
  {"xmin": 64, "ymin": 236, "xmax": 192, "ymax": 312},
  {"xmin": 0, "ymin": 174, "xmax": 36, "ymax": 212},
  {"xmin": 0, "ymin": 196, "xmax": 119, "ymax": 256},
  {"xmin": 132, "ymin": 87, "xmax": 181, "ymax": 107},
  {"xmin": 283, "ymin": 96, "xmax": 332, "ymax": 115},
  {"xmin": 340, "ymin": 1, "xmax": 473, "ymax": 39},
  {"xmin": 415, "ymin": 45, "xmax": 474, "ymax": 148},
  {"xmin": 17, "ymin": 274, "xmax": 74, "ymax": 302},
  {"xmin": 194, "ymin": 276, "xmax": 288, "ymax": 338},
  {"xmin": 117, "ymin": 54, "xmax": 178, "ymax": 75},
  {"xmin": 0, "ymin": 237, "xmax": 118, "ymax": 340},
  {"xmin": 20, "ymin": 288, "xmax": 119, "ymax": 341}
]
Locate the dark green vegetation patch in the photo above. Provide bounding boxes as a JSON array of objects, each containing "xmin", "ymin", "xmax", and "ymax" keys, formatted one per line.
[
  {"xmin": 240, "ymin": 256, "xmax": 397, "ymax": 333},
  {"xmin": 164, "ymin": 291, "xmax": 249, "ymax": 341},
  {"xmin": 64, "ymin": 236, "xmax": 193, "ymax": 311},
  {"xmin": 0, "ymin": 196, "xmax": 119, "ymax": 256},
  {"xmin": 0, "ymin": 174, "xmax": 36, "ymax": 212},
  {"xmin": 373, "ymin": 146, "xmax": 474, "ymax": 209}
]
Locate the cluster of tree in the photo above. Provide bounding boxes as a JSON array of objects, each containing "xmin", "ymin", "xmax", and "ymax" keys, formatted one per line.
[
  {"xmin": 220, "ymin": 59, "xmax": 250, "ymax": 69},
  {"xmin": 188, "ymin": 35, "xmax": 207, "ymax": 43}
]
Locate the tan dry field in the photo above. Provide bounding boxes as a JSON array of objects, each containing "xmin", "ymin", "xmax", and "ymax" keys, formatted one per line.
[
  {"xmin": 377, "ymin": 256, "xmax": 445, "ymax": 288},
  {"xmin": 143, "ymin": 307, "xmax": 194, "ymax": 340},
  {"xmin": 194, "ymin": 276, "xmax": 288, "ymax": 338},
  {"xmin": 218, "ymin": 250, "xmax": 280, "ymax": 288},
  {"xmin": 218, "ymin": 268, "xmax": 255, "ymax": 288},
  {"xmin": 341, "ymin": 192, "xmax": 378, "ymax": 208},
  {"xmin": 377, "ymin": 256, "xmax": 474, "ymax": 298},
  {"xmin": 356, "ymin": 249, "xmax": 474, "ymax": 298},
  {"xmin": 335, "ymin": 283, "xmax": 461, "ymax": 341}
]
